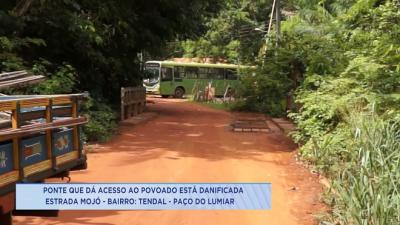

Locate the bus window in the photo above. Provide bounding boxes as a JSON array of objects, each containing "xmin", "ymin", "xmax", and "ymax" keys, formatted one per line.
[
  {"xmin": 185, "ymin": 67, "xmax": 198, "ymax": 79},
  {"xmin": 174, "ymin": 67, "xmax": 185, "ymax": 79},
  {"xmin": 208, "ymin": 68, "xmax": 224, "ymax": 80},
  {"xmin": 161, "ymin": 67, "xmax": 173, "ymax": 81},
  {"xmin": 198, "ymin": 68, "xmax": 208, "ymax": 79},
  {"xmin": 225, "ymin": 69, "xmax": 238, "ymax": 80}
]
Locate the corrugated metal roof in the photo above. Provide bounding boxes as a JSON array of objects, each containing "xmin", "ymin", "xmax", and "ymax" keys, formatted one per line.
[
  {"xmin": 0, "ymin": 70, "xmax": 46, "ymax": 127},
  {"xmin": 0, "ymin": 70, "xmax": 45, "ymax": 91}
]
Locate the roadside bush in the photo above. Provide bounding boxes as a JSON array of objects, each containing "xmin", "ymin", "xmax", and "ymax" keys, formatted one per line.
[
  {"xmin": 232, "ymin": 63, "xmax": 292, "ymax": 116},
  {"xmin": 81, "ymin": 97, "xmax": 118, "ymax": 143},
  {"xmin": 30, "ymin": 61, "xmax": 76, "ymax": 94},
  {"xmin": 320, "ymin": 111, "xmax": 400, "ymax": 225},
  {"xmin": 27, "ymin": 61, "xmax": 118, "ymax": 143},
  {"xmin": 288, "ymin": 76, "xmax": 372, "ymax": 144}
]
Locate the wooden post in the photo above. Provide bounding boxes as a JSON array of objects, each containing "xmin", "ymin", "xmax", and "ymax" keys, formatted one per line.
[
  {"xmin": 139, "ymin": 102, "xmax": 143, "ymax": 113},
  {"xmin": 129, "ymin": 104, "xmax": 133, "ymax": 117},
  {"xmin": 46, "ymin": 99, "xmax": 54, "ymax": 168},
  {"xmin": 72, "ymin": 97, "xmax": 80, "ymax": 158},
  {"xmin": 12, "ymin": 102, "xmax": 20, "ymax": 172},
  {"xmin": 121, "ymin": 88, "xmax": 125, "ymax": 120}
]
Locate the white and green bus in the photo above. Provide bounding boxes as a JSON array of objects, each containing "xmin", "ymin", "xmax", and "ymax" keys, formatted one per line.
[{"xmin": 143, "ymin": 60, "xmax": 250, "ymax": 98}]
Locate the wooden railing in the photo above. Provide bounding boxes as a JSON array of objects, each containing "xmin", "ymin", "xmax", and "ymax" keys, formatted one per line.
[
  {"xmin": 0, "ymin": 94, "xmax": 88, "ymax": 190},
  {"xmin": 120, "ymin": 86, "xmax": 146, "ymax": 120}
]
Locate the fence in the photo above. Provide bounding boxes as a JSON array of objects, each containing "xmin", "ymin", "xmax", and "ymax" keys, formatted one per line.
[{"xmin": 120, "ymin": 86, "xmax": 146, "ymax": 120}]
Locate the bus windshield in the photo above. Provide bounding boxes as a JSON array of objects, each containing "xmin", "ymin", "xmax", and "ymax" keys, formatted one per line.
[{"xmin": 143, "ymin": 63, "xmax": 160, "ymax": 85}]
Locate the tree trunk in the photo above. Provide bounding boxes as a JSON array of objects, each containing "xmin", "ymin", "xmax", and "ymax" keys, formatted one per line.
[{"xmin": 13, "ymin": 0, "xmax": 35, "ymax": 17}]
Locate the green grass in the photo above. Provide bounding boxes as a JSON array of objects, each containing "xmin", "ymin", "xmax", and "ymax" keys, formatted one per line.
[
  {"xmin": 194, "ymin": 101, "xmax": 233, "ymax": 111},
  {"xmin": 310, "ymin": 112, "xmax": 400, "ymax": 225}
]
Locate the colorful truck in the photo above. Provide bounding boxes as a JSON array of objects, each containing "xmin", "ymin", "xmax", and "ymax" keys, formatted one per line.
[{"xmin": 0, "ymin": 94, "xmax": 88, "ymax": 224}]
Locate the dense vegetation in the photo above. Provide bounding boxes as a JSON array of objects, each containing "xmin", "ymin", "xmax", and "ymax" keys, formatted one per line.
[
  {"xmin": 0, "ymin": 0, "xmax": 220, "ymax": 141},
  {"xmin": 180, "ymin": 0, "xmax": 399, "ymax": 224},
  {"xmin": 284, "ymin": 1, "xmax": 400, "ymax": 224},
  {"xmin": 1, "ymin": 0, "xmax": 399, "ymax": 223}
]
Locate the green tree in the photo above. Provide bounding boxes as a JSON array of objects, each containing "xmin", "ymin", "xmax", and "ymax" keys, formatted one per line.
[
  {"xmin": 178, "ymin": 0, "xmax": 273, "ymax": 63},
  {"xmin": 0, "ymin": 0, "xmax": 221, "ymax": 141}
]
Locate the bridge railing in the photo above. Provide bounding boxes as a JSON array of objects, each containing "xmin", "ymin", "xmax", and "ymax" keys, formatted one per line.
[{"xmin": 120, "ymin": 86, "xmax": 146, "ymax": 120}]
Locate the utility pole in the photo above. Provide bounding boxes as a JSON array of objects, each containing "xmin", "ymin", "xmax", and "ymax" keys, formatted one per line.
[
  {"xmin": 263, "ymin": 0, "xmax": 277, "ymax": 56},
  {"xmin": 275, "ymin": 0, "xmax": 281, "ymax": 46},
  {"xmin": 259, "ymin": 0, "xmax": 281, "ymax": 60}
]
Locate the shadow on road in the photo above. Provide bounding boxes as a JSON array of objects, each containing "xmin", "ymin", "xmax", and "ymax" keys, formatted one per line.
[{"xmin": 93, "ymin": 98, "xmax": 297, "ymax": 166}]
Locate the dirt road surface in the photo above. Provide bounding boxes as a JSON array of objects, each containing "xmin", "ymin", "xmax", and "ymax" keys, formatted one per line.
[{"xmin": 14, "ymin": 96, "xmax": 324, "ymax": 225}]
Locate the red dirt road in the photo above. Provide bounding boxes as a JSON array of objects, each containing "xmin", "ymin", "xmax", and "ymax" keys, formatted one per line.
[{"xmin": 14, "ymin": 97, "xmax": 324, "ymax": 225}]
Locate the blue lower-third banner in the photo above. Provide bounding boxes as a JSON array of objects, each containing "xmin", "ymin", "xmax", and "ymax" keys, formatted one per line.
[{"xmin": 16, "ymin": 183, "xmax": 271, "ymax": 210}]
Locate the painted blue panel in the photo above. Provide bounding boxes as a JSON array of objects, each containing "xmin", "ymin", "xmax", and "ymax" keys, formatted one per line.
[
  {"xmin": 52, "ymin": 129, "xmax": 73, "ymax": 156},
  {"xmin": 0, "ymin": 143, "xmax": 13, "ymax": 175},
  {"xmin": 20, "ymin": 106, "xmax": 46, "ymax": 113},
  {"xmin": 20, "ymin": 135, "xmax": 48, "ymax": 167}
]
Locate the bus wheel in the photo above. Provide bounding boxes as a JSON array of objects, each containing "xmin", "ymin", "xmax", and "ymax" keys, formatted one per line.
[
  {"xmin": 161, "ymin": 95, "xmax": 169, "ymax": 98},
  {"xmin": 174, "ymin": 87, "xmax": 185, "ymax": 98}
]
